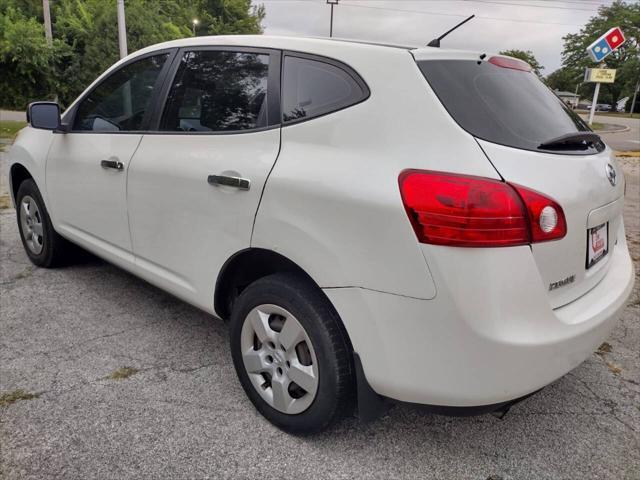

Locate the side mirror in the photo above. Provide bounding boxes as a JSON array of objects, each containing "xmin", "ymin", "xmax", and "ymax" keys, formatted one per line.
[{"xmin": 28, "ymin": 102, "xmax": 62, "ymax": 131}]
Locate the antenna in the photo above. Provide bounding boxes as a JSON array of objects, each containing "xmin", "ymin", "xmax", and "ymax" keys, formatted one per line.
[{"xmin": 427, "ymin": 15, "xmax": 475, "ymax": 48}]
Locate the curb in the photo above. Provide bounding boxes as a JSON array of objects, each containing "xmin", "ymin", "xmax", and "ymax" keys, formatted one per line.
[{"xmin": 595, "ymin": 124, "xmax": 630, "ymax": 134}]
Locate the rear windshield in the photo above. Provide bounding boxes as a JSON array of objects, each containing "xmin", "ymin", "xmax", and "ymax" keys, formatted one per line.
[{"xmin": 417, "ymin": 59, "xmax": 599, "ymax": 154}]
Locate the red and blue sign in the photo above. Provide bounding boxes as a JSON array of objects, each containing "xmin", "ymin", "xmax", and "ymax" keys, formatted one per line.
[{"xmin": 587, "ymin": 27, "xmax": 626, "ymax": 62}]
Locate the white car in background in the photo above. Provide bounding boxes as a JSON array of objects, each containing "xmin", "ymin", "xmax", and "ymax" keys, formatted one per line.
[{"xmin": 8, "ymin": 36, "xmax": 633, "ymax": 434}]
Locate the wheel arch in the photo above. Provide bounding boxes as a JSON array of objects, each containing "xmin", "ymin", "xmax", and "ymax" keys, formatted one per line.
[
  {"xmin": 214, "ymin": 248, "xmax": 323, "ymax": 320},
  {"xmin": 9, "ymin": 163, "xmax": 35, "ymax": 204}
]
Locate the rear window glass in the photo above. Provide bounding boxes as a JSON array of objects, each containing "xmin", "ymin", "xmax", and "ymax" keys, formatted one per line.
[{"xmin": 417, "ymin": 59, "xmax": 598, "ymax": 154}]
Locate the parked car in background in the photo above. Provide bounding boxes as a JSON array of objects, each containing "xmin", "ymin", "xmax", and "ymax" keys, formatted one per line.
[{"xmin": 8, "ymin": 36, "xmax": 634, "ymax": 433}]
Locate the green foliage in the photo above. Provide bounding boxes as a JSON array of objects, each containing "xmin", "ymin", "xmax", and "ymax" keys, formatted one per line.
[
  {"xmin": 560, "ymin": 0, "xmax": 640, "ymax": 109},
  {"xmin": 0, "ymin": 0, "xmax": 264, "ymax": 109},
  {"xmin": 545, "ymin": 67, "xmax": 580, "ymax": 93},
  {"xmin": 498, "ymin": 49, "xmax": 544, "ymax": 76},
  {"xmin": 0, "ymin": 6, "xmax": 72, "ymax": 109}
]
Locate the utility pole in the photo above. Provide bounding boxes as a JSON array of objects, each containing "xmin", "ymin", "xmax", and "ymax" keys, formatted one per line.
[
  {"xmin": 42, "ymin": 0, "xmax": 53, "ymax": 46},
  {"xmin": 630, "ymin": 78, "xmax": 639, "ymax": 117},
  {"xmin": 117, "ymin": 0, "xmax": 128, "ymax": 59},
  {"xmin": 43, "ymin": 0, "xmax": 58, "ymax": 102},
  {"xmin": 327, "ymin": 0, "xmax": 339, "ymax": 38}
]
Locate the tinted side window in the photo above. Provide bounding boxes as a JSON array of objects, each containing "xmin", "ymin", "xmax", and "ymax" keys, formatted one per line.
[
  {"xmin": 282, "ymin": 56, "xmax": 367, "ymax": 123},
  {"xmin": 73, "ymin": 54, "xmax": 169, "ymax": 132},
  {"xmin": 161, "ymin": 51, "xmax": 269, "ymax": 132}
]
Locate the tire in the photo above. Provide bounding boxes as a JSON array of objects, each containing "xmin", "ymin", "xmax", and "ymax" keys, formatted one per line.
[
  {"xmin": 15, "ymin": 179, "xmax": 73, "ymax": 267},
  {"xmin": 230, "ymin": 272, "xmax": 355, "ymax": 434}
]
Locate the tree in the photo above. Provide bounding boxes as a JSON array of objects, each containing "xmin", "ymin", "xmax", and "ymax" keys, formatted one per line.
[
  {"xmin": 0, "ymin": 0, "xmax": 265, "ymax": 109},
  {"xmin": 0, "ymin": 6, "xmax": 72, "ymax": 109},
  {"xmin": 546, "ymin": 67, "xmax": 581, "ymax": 93},
  {"xmin": 561, "ymin": 0, "xmax": 640, "ymax": 109},
  {"xmin": 499, "ymin": 49, "xmax": 544, "ymax": 76}
]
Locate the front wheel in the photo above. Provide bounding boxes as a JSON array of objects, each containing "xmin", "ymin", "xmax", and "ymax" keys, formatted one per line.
[
  {"xmin": 16, "ymin": 179, "xmax": 73, "ymax": 267},
  {"xmin": 230, "ymin": 273, "xmax": 355, "ymax": 434}
]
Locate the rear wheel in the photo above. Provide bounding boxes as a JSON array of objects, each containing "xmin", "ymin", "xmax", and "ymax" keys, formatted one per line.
[
  {"xmin": 230, "ymin": 273, "xmax": 355, "ymax": 434},
  {"xmin": 16, "ymin": 179, "xmax": 73, "ymax": 267}
]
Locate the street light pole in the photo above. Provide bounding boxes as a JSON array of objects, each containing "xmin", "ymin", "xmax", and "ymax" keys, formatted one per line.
[
  {"xmin": 116, "ymin": 0, "xmax": 128, "ymax": 59},
  {"xmin": 327, "ymin": 0, "xmax": 339, "ymax": 38},
  {"xmin": 42, "ymin": 0, "xmax": 53, "ymax": 47},
  {"xmin": 192, "ymin": 19, "xmax": 199, "ymax": 36}
]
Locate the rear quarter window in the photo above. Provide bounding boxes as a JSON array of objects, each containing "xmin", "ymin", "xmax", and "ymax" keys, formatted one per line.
[
  {"xmin": 417, "ymin": 59, "xmax": 598, "ymax": 154},
  {"xmin": 282, "ymin": 55, "xmax": 369, "ymax": 124}
]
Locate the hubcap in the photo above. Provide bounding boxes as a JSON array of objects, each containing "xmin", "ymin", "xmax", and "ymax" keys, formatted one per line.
[
  {"xmin": 240, "ymin": 304, "xmax": 319, "ymax": 414},
  {"xmin": 19, "ymin": 195, "xmax": 44, "ymax": 255}
]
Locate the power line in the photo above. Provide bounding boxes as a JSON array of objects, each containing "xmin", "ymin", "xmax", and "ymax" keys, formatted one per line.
[
  {"xmin": 461, "ymin": 0, "xmax": 599, "ymax": 12},
  {"xmin": 339, "ymin": 3, "xmax": 586, "ymax": 27},
  {"xmin": 307, "ymin": 0, "xmax": 606, "ymax": 4}
]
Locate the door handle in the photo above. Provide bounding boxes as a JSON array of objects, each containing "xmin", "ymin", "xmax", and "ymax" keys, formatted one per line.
[
  {"xmin": 100, "ymin": 159, "xmax": 124, "ymax": 171},
  {"xmin": 207, "ymin": 175, "xmax": 250, "ymax": 191}
]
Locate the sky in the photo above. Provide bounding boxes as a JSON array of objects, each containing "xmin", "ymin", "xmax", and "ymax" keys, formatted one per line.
[{"xmin": 252, "ymin": 0, "xmax": 616, "ymax": 74}]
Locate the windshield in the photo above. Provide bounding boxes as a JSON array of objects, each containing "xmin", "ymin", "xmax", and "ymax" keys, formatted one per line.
[{"xmin": 417, "ymin": 59, "xmax": 599, "ymax": 155}]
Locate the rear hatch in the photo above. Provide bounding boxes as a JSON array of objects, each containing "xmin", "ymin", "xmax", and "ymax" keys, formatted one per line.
[{"xmin": 416, "ymin": 54, "xmax": 625, "ymax": 308}]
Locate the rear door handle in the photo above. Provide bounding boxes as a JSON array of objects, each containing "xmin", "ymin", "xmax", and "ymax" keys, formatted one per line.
[
  {"xmin": 101, "ymin": 159, "xmax": 124, "ymax": 171},
  {"xmin": 207, "ymin": 175, "xmax": 250, "ymax": 191}
]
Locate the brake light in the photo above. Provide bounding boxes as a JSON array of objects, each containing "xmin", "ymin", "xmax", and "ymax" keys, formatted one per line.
[
  {"xmin": 398, "ymin": 170, "xmax": 566, "ymax": 247},
  {"xmin": 488, "ymin": 56, "xmax": 532, "ymax": 72}
]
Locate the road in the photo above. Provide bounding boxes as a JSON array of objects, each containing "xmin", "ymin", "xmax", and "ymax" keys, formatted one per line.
[
  {"xmin": 592, "ymin": 115, "xmax": 640, "ymax": 152},
  {"xmin": 0, "ymin": 157, "xmax": 638, "ymax": 478},
  {"xmin": 0, "ymin": 111, "xmax": 26, "ymax": 122}
]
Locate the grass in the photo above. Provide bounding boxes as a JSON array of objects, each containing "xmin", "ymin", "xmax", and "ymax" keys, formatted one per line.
[
  {"xmin": 615, "ymin": 150, "xmax": 640, "ymax": 157},
  {"xmin": 576, "ymin": 110, "xmax": 640, "ymax": 119},
  {"xmin": 0, "ymin": 389, "xmax": 40, "ymax": 407},
  {"xmin": 0, "ymin": 120, "xmax": 27, "ymax": 140},
  {"xmin": 593, "ymin": 111, "xmax": 640, "ymax": 120},
  {"xmin": 591, "ymin": 122, "xmax": 607, "ymax": 131},
  {"xmin": 106, "ymin": 366, "xmax": 140, "ymax": 380},
  {"xmin": 0, "ymin": 120, "xmax": 27, "ymax": 152},
  {"xmin": 0, "ymin": 195, "xmax": 11, "ymax": 209},
  {"xmin": 597, "ymin": 342, "xmax": 613, "ymax": 355}
]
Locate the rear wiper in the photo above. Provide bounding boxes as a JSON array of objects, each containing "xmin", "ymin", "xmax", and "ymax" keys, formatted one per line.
[{"xmin": 538, "ymin": 132, "xmax": 603, "ymax": 151}]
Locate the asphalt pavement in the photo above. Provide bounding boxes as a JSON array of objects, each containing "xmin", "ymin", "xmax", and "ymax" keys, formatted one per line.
[
  {"xmin": 590, "ymin": 115, "xmax": 640, "ymax": 152},
  {"xmin": 0, "ymin": 159, "xmax": 639, "ymax": 478}
]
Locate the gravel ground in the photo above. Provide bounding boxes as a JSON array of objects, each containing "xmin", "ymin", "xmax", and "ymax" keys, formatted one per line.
[{"xmin": 0, "ymin": 158, "xmax": 638, "ymax": 480}]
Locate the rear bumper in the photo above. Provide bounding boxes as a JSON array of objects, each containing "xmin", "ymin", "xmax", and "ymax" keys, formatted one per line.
[{"xmin": 324, "ymin": 226, "xmax": 634, "ymax": 407}]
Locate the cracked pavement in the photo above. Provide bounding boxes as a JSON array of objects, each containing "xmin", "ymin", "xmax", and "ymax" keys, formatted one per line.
[{"xmin": 0, "ymin": 158, "xmax": 638, "ymax": 480}]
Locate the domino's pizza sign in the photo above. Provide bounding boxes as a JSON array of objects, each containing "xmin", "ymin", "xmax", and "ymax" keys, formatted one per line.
[{"xmin": 586, "ymin": 27, "xmax": 626, "ymax": 62}]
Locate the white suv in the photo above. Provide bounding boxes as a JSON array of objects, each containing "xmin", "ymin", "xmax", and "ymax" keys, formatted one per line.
[{"xmin": 9, "ymin": 36, "xmax": 634, "ymax": 434}]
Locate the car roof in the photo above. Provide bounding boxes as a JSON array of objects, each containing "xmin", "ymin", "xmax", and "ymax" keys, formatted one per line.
[
  {"xmin": 130, "ymin": 34, "xmax": 483, "ymax": 61},
  {"xmin": 135, "ymin": 34, "xmax": 416, "ymax": 53}
]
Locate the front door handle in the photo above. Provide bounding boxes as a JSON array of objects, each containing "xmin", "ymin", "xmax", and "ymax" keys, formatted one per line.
[
  {"xmin": 101, "ymin": 159, "xmax": 124, "ymax": 171},
  {"xmin": 207, "ymin": 175, "xmax": 250, "ymax": 190}
]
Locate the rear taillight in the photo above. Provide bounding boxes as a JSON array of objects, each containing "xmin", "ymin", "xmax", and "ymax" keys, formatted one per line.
[
  {"xmin": 511, "ymin": 183, "xmax": 567, "ymax": 243},
  {"xmin": 398, "ymin": 170, "xmax": 566, "ymax": 247}
]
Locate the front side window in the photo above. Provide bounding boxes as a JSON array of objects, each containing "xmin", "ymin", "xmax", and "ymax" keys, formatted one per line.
[
  {"xmin": 73, "ymin": 54, "xmax": 169, "ymax": 132},
  {"xmin": 282, "ymin": 56, "xmax": 368, "ymax": 123},
  {"xmin": 160, "ymin": 51, "xmax": 270, "ymax": 132}
]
